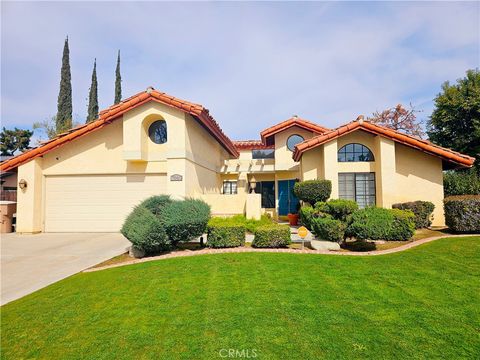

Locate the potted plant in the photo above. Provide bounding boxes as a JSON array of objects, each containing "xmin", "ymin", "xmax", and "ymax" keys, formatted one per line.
[{"xmin": 287, "ymin": 203, "xmax": 301, "ymax": 226}]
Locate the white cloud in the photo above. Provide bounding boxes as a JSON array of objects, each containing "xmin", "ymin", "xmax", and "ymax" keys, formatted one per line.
[{"xmin": 1, "ymin": 1, "xmax": 478, "ymax": 140}]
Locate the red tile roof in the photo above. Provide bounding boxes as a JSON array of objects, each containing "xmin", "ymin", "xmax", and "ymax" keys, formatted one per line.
[
  {"xmin": 292, "ymin": 120, "xmax": 475, "ymax": 168},
  {"xmin": 0, "ymin": 88, "xmax": 239, "ymax": 172},
  {"xmin": 260, "ymin": 116, "xmax": 330, "ymax": 145},
  {"xmin": 232, "ymin": 140, "xmax": 274, "ymax": 150}
]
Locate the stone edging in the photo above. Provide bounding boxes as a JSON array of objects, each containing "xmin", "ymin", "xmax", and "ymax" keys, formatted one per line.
[{"xmin": 84, "ymin": 234, "xmax": 474, "ymax": 273}]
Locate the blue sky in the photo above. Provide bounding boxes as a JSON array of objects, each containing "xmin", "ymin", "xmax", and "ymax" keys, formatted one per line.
[{"xmin": 1, "ymin": 1, "xmax": 479, "ymax": 141}]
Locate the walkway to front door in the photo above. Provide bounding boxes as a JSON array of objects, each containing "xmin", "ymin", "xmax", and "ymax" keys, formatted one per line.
[{"xmin": 278, "ymin": 179, "xmax": 299, "ymax": 216}]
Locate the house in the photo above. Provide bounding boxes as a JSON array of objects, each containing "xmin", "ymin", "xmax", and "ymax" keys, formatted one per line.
[{"xmin": 0, "ymin": 87, "xmax": 474, "ymax": 233}]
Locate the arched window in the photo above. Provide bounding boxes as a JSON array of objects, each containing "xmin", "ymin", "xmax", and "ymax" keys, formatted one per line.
[
  {"xmin": 148, "ymin": 120, "xmax": 167, "ymax": 144},
  {"xmin": 338, "ymin": 143, "xmax": 374, "ymax": 162}
]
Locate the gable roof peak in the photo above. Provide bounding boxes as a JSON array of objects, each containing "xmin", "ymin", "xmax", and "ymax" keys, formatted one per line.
[{"xmin": 292, "ymin": 119, "xmax": 475, "ymax": 168}]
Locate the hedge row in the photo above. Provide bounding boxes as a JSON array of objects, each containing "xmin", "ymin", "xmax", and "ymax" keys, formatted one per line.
[
  {"xmin": 444, "ymin": 170, "xmax": 480, "ymax": 197},
  {"xmin": 444, "ymin": 195, "xmax": 480, "ymax": 233},
  {"xmin": 252, "ymin": 225, "xmax": 291, "ymax": 248},
  {"xmin": 207, "ymin": 223, "xmax": 246, "ymax": 248}
]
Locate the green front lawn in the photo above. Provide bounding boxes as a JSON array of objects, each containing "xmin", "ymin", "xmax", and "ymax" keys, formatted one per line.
[{"xmin": 2, "ymin": 237, "xmax": 479, "ymax": 359}]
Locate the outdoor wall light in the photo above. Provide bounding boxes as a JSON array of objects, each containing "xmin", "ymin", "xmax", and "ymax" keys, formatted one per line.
[{"xmin": 19, "ymin": 179, "xmax": 28, "ymax": 190}]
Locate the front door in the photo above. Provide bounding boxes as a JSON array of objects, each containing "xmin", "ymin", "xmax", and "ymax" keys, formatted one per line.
[{"xmin": 278, "ymin": 179, "xmax": 299, "ymax": 216}]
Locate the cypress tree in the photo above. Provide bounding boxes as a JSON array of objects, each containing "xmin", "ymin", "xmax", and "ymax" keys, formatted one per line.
[
  {"xmin": 56, "ymin": 37, "xmax": 73, "ymax": 132},
  {"xmin": 86, "ymin": 59, "xmax": 99, "ymax": 123},
  {"xmin": 114, "ymin": 50, "xmax": 122, "ymax": 104}
]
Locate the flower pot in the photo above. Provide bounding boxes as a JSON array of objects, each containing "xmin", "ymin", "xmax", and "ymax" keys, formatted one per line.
[{"xmin": 287, "ymin": 213, "xmax": 299, "ymax": 226}]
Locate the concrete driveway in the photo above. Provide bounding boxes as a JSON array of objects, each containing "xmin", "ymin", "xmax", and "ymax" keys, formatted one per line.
[{"xmin": 1, "ymin": 233, "xmax": 131, "ymax": 305}]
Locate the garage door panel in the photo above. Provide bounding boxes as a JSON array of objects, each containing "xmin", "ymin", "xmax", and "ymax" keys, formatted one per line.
[{"xmin": 45, "ymin": 174, "xmax": 167, "ymax": 232}]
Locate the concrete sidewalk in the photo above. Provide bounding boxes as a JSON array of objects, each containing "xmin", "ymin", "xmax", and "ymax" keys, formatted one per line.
[{"xmin": 1, "ymin": 232, "xmax": 130, "ymax": 305}]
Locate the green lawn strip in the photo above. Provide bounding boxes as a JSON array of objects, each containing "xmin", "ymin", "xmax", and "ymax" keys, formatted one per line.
[{"xmin": 1, "ymin": 237, "xmax": 479, "ymax": 359}]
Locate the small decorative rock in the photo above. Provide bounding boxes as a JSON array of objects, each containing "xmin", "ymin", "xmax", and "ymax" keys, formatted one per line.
[
  {"xmin": 310, "ymin": 240, "xmax": 341, "ymax": 251},
  {"xmin": 129, "ymin": 246, "xmax": 146, "ymax": 258}
]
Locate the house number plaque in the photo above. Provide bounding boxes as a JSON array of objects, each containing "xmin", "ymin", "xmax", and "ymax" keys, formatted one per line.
[{"xmin": 170, "ymin": 174, "xmax": 183, "ymax": 181}]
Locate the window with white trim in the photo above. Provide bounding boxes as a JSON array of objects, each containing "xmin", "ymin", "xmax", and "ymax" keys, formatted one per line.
[{"xmin": 223, "ymin": 181, "xmax": 238, "ymax": 194}]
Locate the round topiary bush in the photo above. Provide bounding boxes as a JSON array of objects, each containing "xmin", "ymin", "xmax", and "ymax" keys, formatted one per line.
[
  {"xmin": 121, "ymin": 206, "xmax": 171, "ymax": 253},
  {"xmin": 293, "ymin": 180, "xmax": 332, "ymax": 205}
]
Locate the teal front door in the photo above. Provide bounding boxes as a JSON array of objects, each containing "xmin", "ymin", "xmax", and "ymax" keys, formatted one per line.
[{"xmin": 278, "ymin": 180, "xmax": 299, "ymax": 216}]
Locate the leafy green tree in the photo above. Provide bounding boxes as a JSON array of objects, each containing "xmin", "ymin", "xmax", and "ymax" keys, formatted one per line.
[
  {"xmin": 56, "ymin": 37, "xmax": 73, "ymax": 133},
  {"xmin": 0, "ymin": 127, "xmax": 33, "ymax": 156},
  {"xmin": 86, "ymin": 59, "xmax": 99, "ymax": 123},
  {"xmin": 428, "ymin": 69, "xmax": 480, "ymax": 168},
  {"xmin": 114, "ymin": 50, "xmax": 122, "ymax": 104}
]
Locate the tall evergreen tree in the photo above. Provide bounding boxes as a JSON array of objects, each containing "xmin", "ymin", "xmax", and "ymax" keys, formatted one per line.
[
  {"xmin": 56, "ymin": 37, "xmax": 73, "ymax": 132},
  {"xmin": 114, "ymin": 50, "xmax": 122, "ymax": 104},
  {"xmin": 86, "ymin": 59, "xmax": 99, "ymax": 123}
]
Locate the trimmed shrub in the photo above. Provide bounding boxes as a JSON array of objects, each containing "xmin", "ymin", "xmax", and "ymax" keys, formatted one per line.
[
  {"xmin": 138, "ymin": 195, "xmax": 172, "ymax": 216},
  {"xmin": 299, "ymin": 205, "xmax": 315, "ymax": 229},
  {"xmin": 346, "ymin": 207, "xmax": 415, "ymax": 241},
  {"xmin": 121, "ymin": 206, "xmax": 170, "ymax": 253},
  {"xmin": 207, "ymin": 223, "xmax": 246, "ymax": 248},
  {"xmin": 293, "ymin": 180, "xmax": 332, "ymax": 205},
  {"xmin": 252, "ymin": 225, "xmax": 291, "ymax": 248},
  {"xmin": 160, "ymin": 198, "xmax": 211, "ymax": 244},
  {"xmin": 444, "ymin": 170, "xmax": 480, "ymax": 197},
  {"xmin": 392, "ymin": 201, "xmax": 435, "ymax": 229},
  {"xmin": 311, "ymin": 217, "xmax": 346, "ymax": 243},
  {"xmin": 390, "ymin": 209, "xmax": 416, "ymax": 240},
  {"xmin": 325, "ymin": 199, "xmax": 358, "ymax": 222},
  {"xmin": 444, "ymin": 195, "xmax": 480, "ymax": 233}
]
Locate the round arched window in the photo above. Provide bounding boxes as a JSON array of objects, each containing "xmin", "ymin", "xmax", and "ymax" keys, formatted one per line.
[
  {"xmin": 287, "ymin": 134, "xmax": 304, "ymax": 151},
  {"xmin": 148, "ymin": 120, "xmax": 167, "ymax": 144},
  {"xmin": 337, "ymin": 143, "xmax": 374, "ymax": 162}
]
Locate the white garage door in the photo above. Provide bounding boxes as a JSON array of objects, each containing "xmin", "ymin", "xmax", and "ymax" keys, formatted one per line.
[{"xmin": 45, "ymin": 174, "xmax": 167, "ymax": 232}]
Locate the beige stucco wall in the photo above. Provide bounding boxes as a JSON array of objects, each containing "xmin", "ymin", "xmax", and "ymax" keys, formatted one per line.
[
  {"xmin": 395, "ymin": 143, "xmax": 444, "ymax": 226},
  {"xmin": 274, "ymin": 126, "xmax": 313, "ymax": 171},
  {"xmin": 16, "ymin": 158, "xmax": 43, "ymax": 233}
]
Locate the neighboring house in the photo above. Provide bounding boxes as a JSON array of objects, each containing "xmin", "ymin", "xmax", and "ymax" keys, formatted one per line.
[
  {"xmin": 0, "ymin": 87, "xmax": 474, "ymax": 233},
  {"xmin": 0, "ymin": 156, "xmax": 17, "ymax": 201}
]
